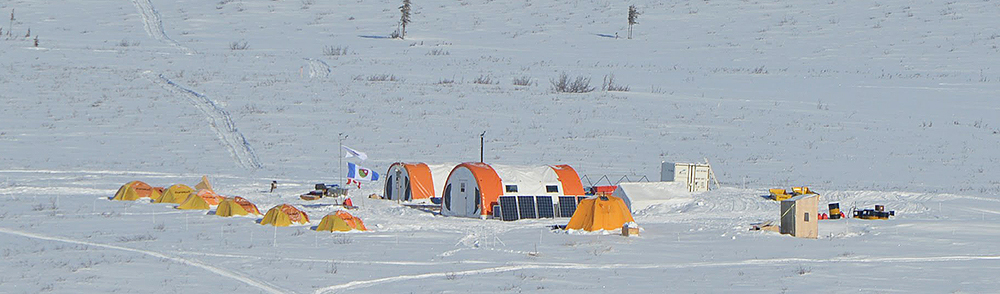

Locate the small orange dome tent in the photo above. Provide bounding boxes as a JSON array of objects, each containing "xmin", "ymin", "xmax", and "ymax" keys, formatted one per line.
[
  {"xmin": 565, "ymin": 195, "xmax": 635, "ymax": 232},
  {"xmin": 215, "ymin": 197, "xmax": 261, "ymax": 217},
  {"xmin": 156, "ymin": 184, "xmax": 194, "ymax": 204},
  {"xmin": 112, "ymin": 181, "xmax": 162, "ymax": 201},
  {"xmin": 260, "ymin": 204, "xmax": 310, "ymax": 227}
]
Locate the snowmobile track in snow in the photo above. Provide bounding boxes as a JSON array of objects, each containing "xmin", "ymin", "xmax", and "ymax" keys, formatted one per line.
[
  {"xmin": 130, "ymin": 0, "xmax": 194, "ymax": 54},
  {"xmin": 0, "ymin": 227, "xmax": 288, "ymax": 294},
  {"xmin": 145, "ymin": 71, "xmax": 262, "ymax": 170}
]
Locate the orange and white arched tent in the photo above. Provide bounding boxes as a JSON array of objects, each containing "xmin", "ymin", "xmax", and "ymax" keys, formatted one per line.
[
  {"xmin": 441, "ymin": 163, "xmax": 585, "ymax": 218},
  {"xmin": 384, "ymin": 163, "xmax": 455, "ymax": 201}
]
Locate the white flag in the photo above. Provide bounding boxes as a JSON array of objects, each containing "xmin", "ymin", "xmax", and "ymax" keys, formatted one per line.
[
  {"xmin": 347, "ymin": 162, "xmax": 380, "ymax": 182},
  {"xmin": 342, "ymin": 145, "xmax": 368, "ymax": 161}
]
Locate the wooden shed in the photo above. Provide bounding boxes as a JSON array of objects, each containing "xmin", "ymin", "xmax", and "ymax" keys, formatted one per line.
[{"xmin": 780, "ymin": 194, "xmax": 819, "ymax": 239}]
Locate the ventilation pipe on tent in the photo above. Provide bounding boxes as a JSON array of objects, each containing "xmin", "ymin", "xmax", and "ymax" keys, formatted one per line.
[{"xmin": 480, "ymin": 131, "xmax": 486, "ymax": 163}]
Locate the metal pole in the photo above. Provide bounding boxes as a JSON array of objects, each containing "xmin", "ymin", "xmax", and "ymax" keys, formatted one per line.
[
  {"xmin": 480, "ymin": 131, "xmax": 486, "ymax": 162},
  {"xmin": 338, "ymin": 133, "xmax": 344, "ymax": 185}
]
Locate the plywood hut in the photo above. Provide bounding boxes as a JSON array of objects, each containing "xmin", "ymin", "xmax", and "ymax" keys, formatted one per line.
[{"xmin": 780, "ymin": 194, "xmax": 819, "ymax": 239}]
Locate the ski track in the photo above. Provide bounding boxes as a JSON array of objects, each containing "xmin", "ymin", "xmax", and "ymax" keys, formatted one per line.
[
  {"xmin": 144, "ymin": 71, "xmax": 263, "ymax": 170},
  {"xmin": 0, "ymin": 227, "xmax": 288, "ymax": 294},
  {"xmin": 130, "ymin": 0, "xmax": 194, "ymax": 54},
  {"xmin": 304, "ymin": 58, "xmax": 332, "ymax": 78},
  {"xmin": 314, "ymin": 253, "xmax": 1000, "ymax": 293}
]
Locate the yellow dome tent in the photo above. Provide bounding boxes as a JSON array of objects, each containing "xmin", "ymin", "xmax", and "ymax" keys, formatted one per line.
[
  {"xmin": 316, "ymin": 211, "xmax": 367, "ymax": 232},
  {"xmin": 215, "ymin": 197, "xmax": 261, "ymax": 217},
  {"xmin": 176, "ymin": 194, "xmax": 210, "ymax": 210},
  {"xmin": 156, "ymin": 184, "xmax": 194, "ymax": 204},
  {"xmin": 566, "ymin": 195, "xmax": 635, "ymax": 232},
  {"xmin": 315, "ymin": 215, "xmax": 353, "ymax": 232},
  {"xmin": 260, "ymin": 204, "xmax": 310, "ymax": 227},
  {"xmin": 112, "ymin": 181, "xmax": 162, "ymax": 201}
]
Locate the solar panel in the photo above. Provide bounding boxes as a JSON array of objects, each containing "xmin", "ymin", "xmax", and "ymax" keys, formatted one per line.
[
  {"xmin": 535, "ymin": 196, "xmax": 554, "ymax": 218},
  {"xmin": 558, "ymin": 196, "xmax": 578, "ymax": 217},
  {"xmin": 498, "ymin": 196, "xmax": 519, "ymax": 221},
  {"xmin": 517, "ymin": 196, "xmax": 537, "ymax": 219}
]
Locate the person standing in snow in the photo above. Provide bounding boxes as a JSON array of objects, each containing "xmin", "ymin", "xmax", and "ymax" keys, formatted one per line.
[{"xmin": 269, "ymin": 180, "xmax": 277, "ymax": 193}]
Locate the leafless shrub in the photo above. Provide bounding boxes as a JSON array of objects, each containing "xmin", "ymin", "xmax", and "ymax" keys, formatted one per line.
[
  {"xmin": 797, "ymin": 266, "xmax": 812, "ymax": 275},
  {"xmin": 512, "ymin": 76, "xmax": 532, "ymax": 86},
  {"xmin": 291, "ymin": 229, "xmax": 306, "ymax": 236},
  {"xmin": 153, "ymin": 223, "xmax": 165, "ymax": 231},
  {"xmin": 473, "ymin": 75, "xmax": 495, "ymax": 85},
  {"xmin": 326, "ymin": 262, "xmax": 338, "ymax": 274},
  {"xmin": 437, "ymin": 78, "xmax": 455, "ymax": 84},
  {"xmin": 229, "ymin": 40, "xmax": 249, "ymax": 50},
  {"xmin": 602, "ymin": 74, "xmax": 630, "ymax": 92},
  {"xmin": 445, "ymin": 272, "xmax": 459, "ymax": 280},
  {"xmin": 117, "ymin": 234, "xmax": 157, "ymax": 243},
  {"xmin": 551, "ymin": 72, "xmax": 595, "ymax": 93},
  {"xmin": 354, "ymin": 74, "xmax": 401, "ymax": 82},
  {"xmin": 323, "ymin": 45, "xmax": 348, "ymax": 56},
  {"xmin": 118, "ymin": 39, "xmax": 140, "ymax": 47},
  {"xmin": 331, "ymin": 234, "xmax": 352, "ymax": 244},
  {"xmin": 427, "ymin": 48, "xmax": 449, "ymax": 55}
]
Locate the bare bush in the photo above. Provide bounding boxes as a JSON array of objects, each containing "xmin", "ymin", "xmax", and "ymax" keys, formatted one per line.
[
  {"xmin": 117, "ymin": 234, "xmax": 157, "ymax": 243},
  {"xmin": 512, "ymin": 76, "xmax": 532, "ymax": 86},
  {"xmin": 473, "ymin": 75, "xmax": 495, "ymax": 85},
  {"xmin": 354, "ymin": 74, "xmax": 401, "ymax": 82},
  {"xmin": 331, "ymin": 234, "xmax": 352, "ymax": 244},
  {"xmin": 427, "ymin": 48, "xmax": 449, "ymax": 56},
  {"xmin": 602, "ymin": 74, "xmax": 629, "ymax": 92},
  {"xmin": 118, "ymin": 39, "xmax": 140, "ymax": 47},
  {"xmin": 551, "ymin": 72, "xmax": 595, "ymax": 93},
  {"xmin": 437, "ymin": 78, "xmax": 455, "ymax": 84},
  {"xmin": 229, "ymin": 40, "xmax": 249, "ymax": 50},
  {"xmin": 323, "ymin": 45, "xmax": 348, "ymax": 56}
]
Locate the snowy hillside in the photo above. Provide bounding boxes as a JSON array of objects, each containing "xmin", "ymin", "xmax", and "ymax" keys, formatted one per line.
[{"xmin": 1, "ymin": 0, "xmax": 999, "ymax": 292}]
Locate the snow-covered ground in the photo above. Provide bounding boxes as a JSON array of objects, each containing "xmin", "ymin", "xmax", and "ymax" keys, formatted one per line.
[{"xmin": 1, "ymin": 0, "xmax": 999, "ymax": 292}]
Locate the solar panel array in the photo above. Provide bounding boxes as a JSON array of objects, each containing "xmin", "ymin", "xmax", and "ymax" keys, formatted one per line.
[
  {"xmin": 558, "ymin": 196, "xmax": 578, "ymax": 217},
  {"xmin": 497, "ymin": 195, "xmax": 583, "ymax": 221},
  {"xmin": 517, "ymin": 196, "xmax": 537, "ymax": 219},
  {"xmin": 535, "ymin": 196, "xmax": 554, "ymax": 218},
  {"xmin": 498, "ymin": 196, "xmax": 519, "ymax": 221}
]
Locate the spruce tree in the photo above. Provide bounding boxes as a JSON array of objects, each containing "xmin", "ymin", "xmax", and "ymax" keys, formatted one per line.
[
  {"xmin": 399, "ymin": 0, "xmax": 411, "ymax": 39},
  {"xmin": 627, "ymin": 5, "xmax": 640, "ymax": 39}
]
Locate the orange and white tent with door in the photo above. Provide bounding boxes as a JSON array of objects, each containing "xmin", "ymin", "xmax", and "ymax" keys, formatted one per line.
[
  {"xmin": 384, "ymin": 163, "xmax": 455, "ymax": 201},
  {"xmin": 565, "ymin": 195, "xmax": 635, "ymax": 231},
  {"xmin": 315, "ymin": 211, "xmax": 368, "ymax": 232},
  {"xmin": 440, "ymin": 163, "xmax": 586, "ymax": 218},
  {"xmin": 112, "ymin": 181, "xmax": 162, "ymax": 201},
  {"xmin": 215, "ymin": 197, "xmax": 262, "ymax": 217},
  {"xmin": 260, "ymin": 204, "xmax": 310, "ymax": 226}
]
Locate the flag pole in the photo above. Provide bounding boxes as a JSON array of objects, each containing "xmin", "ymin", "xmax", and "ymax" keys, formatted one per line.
[{"xmin": 339, "ymin": 133, "xmax": 345, "ymax": 185}]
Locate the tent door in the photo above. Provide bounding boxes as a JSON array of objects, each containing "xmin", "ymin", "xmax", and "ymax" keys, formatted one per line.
[
  {"xmin": 457, "ymin": 180, "xmax": 474, "ymax": 217},
  {"xmin": 393, "ymin": 170, "xmax": 404, "ymax": 200}
]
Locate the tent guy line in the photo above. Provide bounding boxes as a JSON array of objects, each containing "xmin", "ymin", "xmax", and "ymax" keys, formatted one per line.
[{"xmin": 0, "ymin": 227, "xmax": 289, "ymax": 294}]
